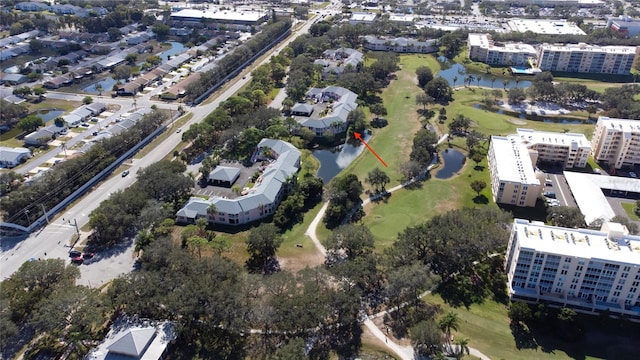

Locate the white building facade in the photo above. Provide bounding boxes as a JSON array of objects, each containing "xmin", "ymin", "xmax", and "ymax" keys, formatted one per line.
[
  {"xmin": 506, "ymin": 219, "xmax": 640, "ymax": 319},
  {"xmin": 468, "ymin": 33, "xmax": 536, "ymax": 67},
  {"xmin": 536, "ymin": 43, "xmax": 638, "ymax": 75},
  {"xmin": 516, "ymin": 128, "xmax": 591, "ymax": 169},
  {"xmin": 591, "ymin": 116, "xmax": 640, "ymax": 169},
  {"xmin": 488, "ymin": 135, "xmax": 543, "ymax": 207}
]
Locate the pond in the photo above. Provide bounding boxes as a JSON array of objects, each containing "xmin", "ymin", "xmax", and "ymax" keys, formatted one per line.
[
  {"xmin": 313, "ymin": 134, "xmax": 370, "ymax": 183},
  {"xmin": 32, "ymin": 109, "xmax": 64, "ymax": 123},
  {"xmin": 82, "ymin": 76, "xmax": 118, "ymax": 94},
  {"xmin": 436, "ymin": 57, "xmax": 532, "ymax": 89},
  {"xmin": 159, "ymin": 41, "xmax": 186, "ymax": 62},
  {"xmin": 435, "ymin": 148, "xmax": 466, "ymax": 179}
]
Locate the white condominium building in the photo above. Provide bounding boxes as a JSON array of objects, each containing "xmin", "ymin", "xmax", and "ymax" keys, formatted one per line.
[
  {"xmin": 488, "ymin": 135, "xmax": 543, "ymax": 207},
  {"xmin": 591, "ymin": 116, "xmax": 640, "ymax": 169},
  {"xmin": 516, "ymin": 128, "xmax": 591, "ymax": 169},
  {"xmin": 468, "ymin": 33, "xmax": 536, "ymax": 67},
  {"xmin": 537, "ymin": 43, "xmax": 638, "ymax": 75},
  {"xmin": 506, "ymin": 219, "xmax": 640, "ymax": 319}
]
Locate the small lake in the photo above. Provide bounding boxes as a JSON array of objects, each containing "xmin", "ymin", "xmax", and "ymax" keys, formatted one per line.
[
  {"xmin": 32, "ymin": 109, "xmax": 64, "ymax": 123},
  {"xmin": 435, "ymin": 148, "xmax": 466, "ymax": 179},
  {"xmin": 437, "ymin": 57, "xmax": 532, "ymax": 89},
  {"xmin": 159, "ymin": 42, "xmax": 185, "ymax": 62},
  {"xmin": 82, "ymin": 76, "xmax": 118, "ymax": 94},
  {"xmin": 313, "ymin": 135, "xmax": 370, "ymax": 183}
]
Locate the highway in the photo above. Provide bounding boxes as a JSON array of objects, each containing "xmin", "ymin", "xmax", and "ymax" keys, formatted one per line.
[{"xmin": 0, "ymin": 11, "xmax": 330, "ymax": 284}]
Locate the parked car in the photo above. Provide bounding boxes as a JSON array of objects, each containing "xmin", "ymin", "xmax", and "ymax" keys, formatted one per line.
[
  {"xmin": 82, "ymin": 252, "xmax": 94, "ymax": 259},
  {"xmin": 543, "ymin": 192, "xmax": 556, "ymax": 199},
  {"xmin": 69, "ymin": 250, "xmax": 82, "ymax": 257},
  {"xmin": 71, "ymin": 256, "xmax": 84, "ymax": 264},
  {"xmin": 122, "ymin": 170, "xmax": 130, "ymax": 177},
  {"xmin": 630, "ymin": 172, "xmax": 637, "ymax": 178}
]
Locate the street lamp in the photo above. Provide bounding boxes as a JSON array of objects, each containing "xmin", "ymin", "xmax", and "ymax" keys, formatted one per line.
[{"xmin": 24, "ymin": 209, "xmax": 31, "ymax": 226}]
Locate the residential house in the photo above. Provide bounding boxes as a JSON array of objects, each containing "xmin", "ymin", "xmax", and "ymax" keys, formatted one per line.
[
  {"xmin": 294, "ymin": 86, "xmax": 358, "ymax": 136},
  {"xmin": 0, "ymin": 147, "xmax": 31, "ymax": 168},
  {"xmin": 24, "ymin": 124, "xmax": 68, "ymax": 146},
  {"xmin": 0, "ymin": 74, "xmax": 27, "ymax": 85},
  {"xmin": 85, "ymin": 102, "xmax": 107, "ymax": 116},
  {"xmin": 363, "ymin": 36, "xmax": 438, "ymax": 54},
  {"xmin": 15, "ymin": 2, "xmax": 49, "ymax": 12},
  {"xmin": 314, "ymin": 48, "xmax": 363, "ymax": 78},
  {"xmin": 43, "ymin": 75, "xmax": 72, "ymax": 89},
  {"xmin": 176, "ymin": 139, "xmax": 301, "ymax": 226},
  {"xmin": 85, "ymin": 319, "xmax": 175, "ymax": 360}
]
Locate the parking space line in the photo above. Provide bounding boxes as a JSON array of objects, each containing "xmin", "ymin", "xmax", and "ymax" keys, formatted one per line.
[{"xmin": 552, "ymin": 174, "xmax": 569, "ymax": 206}]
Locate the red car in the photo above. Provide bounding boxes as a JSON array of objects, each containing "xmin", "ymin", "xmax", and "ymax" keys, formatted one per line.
[
  {"xmin": 71, "ymin": 256, "xmax": 84, "ymax": 264},
  {"xmin": 82, "ymin": 252, "xmax": 94, "ymax": 259}
]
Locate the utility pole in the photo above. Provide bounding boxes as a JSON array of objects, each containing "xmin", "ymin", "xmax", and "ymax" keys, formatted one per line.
[
  {"xmin": 41, "ymin": 204, "xmax": 49, "ymax": 224},
  {"xmin": 73, "ymin": 218, "xmax": 80, "ymax": 238}
]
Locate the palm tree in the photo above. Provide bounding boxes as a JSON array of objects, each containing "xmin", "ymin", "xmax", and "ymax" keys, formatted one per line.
[
  {"xmin": 454, "ymin": 337, "xmax": 470, "ymax": 359},
  {"xmin": 95, "ymin": 83, "xmax": 103, "ymax": 96},
  {"xmin": 476, "ymin": 75, "xmax": 482, "ymax": 87},
  {"xmin": 503, "ymin": 79, "xmax": 509, "ymax": 89},
  {"xmin": 491, "ymin": 76, "xmax": 496, "ymax": 88},
  {"xmin": 515, "ymin": 76, "xmax": 520, "ymax": 88},
  {"xmin": 453, "ymin": 75, "xmax": 458, "ymax": 87},
  {"xmin": 207, "ymin": 203, "xmax": 217, "ymax": 221},
  {"xmin": 439, "ymin": 311, "xmax": 459, "ymax": 351}
]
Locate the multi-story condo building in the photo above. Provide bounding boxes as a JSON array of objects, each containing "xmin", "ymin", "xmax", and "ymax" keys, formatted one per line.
[
  {"xmin": 516, "ymin": 128, "xmax": 591, "ymax": 168},
  {"xmin": 536, "ymin": 43, "xmax": 638, "ymax": 75},
  {"xmin": 591, "ymin": 116, "xmax": 640, "ymax": 169},
  {"xmin": 467, "ymin": 33, "xmax": 536, "ymax": 67},
  {"xmin": 488, "ymin": 135, "xmax": 543, "ymax": 207},
  {"xmin": 506, "ymin": 219, "xmax": 640, "ymax": 319}
]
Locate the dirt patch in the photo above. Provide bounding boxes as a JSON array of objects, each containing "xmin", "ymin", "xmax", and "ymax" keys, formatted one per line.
[
  {"xmin": 508, "ymin": 118, "xmax": 527, "ymax": 125},
  {"xmin": 279, "ymin": 252, "xmax": 324, "ymax": 273}
]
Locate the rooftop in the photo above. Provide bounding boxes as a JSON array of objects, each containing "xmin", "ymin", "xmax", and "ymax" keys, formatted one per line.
[
  {"xmin": 517, "ymin": 128, "xmax": 591, "ymax": 149},
  {"xmin": 596, "ymin": 116, "xmax": 640, "ymax": 133},
  {"xmin": 171, "ymin": 8, "xmax": 268, "ymax": 22},
  {"xmin": 513, "ymin": 218, "xmax": 640, "ymax": 265},
  {"xmin": 540, "ymin": 43, "xmax": 637, "ymax": 54},
  {"xmin": 468, "ymin": 33, "xmax": 536, "ymax": 54},
  {"xmin": 508, "ymin": 18, "xmax": 586, "ymax": 35},
  {"xmin": 490, "ymin": 135, "xmax": 540, "ymax": 185}
]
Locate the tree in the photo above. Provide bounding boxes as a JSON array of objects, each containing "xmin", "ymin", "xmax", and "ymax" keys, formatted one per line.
[
  {"xmin": 547, "ymin": 206, "xmax": 585, "ymax": 228},
  {"xmin": 125, "ymin": 53, "xmax": 138, "ymax": 66},
  {"xmin": 416, "ymin": 66, "xmax": 434, "ymax": 87},
  {"xmin": 471, "ymin": 152, "xmax": 484, "ymax": 167},
  {"xmin": 508, "ymin": 88, "xmax": 526, "ymax": 105},
  {"xmin": 82, "ymin": 96, "xmax": 93, "ymax": 105},
  {"xmin": 366, "ymin": 167, "xmax": 390, "ymax": 192},
  {"xmin": 13, "ymin": 86, "xmax": 32, "ymax": 97},
  {"xmin": 151, "ymin": 23, "xmax": 170, "ymax": 39},
  {"xmin": 113, "ymin": 65, "xmax": 132, "ymax": 80},
  {"xmin": 453, "ymin": 337, "xmax": 470, "ymax": 359},
  {"xmin": 410, "ymin": 320, "xmax": 443, "ymax": 357},
  {"xmin": 17, "ymin": 114, "xmax": 44, "ymax": 133},
  {"xmin": 424, "ymin": 77, "xmax": 453, "ymax": 103},
  {"xmin": 470, "ymin": 180, "xmax": 486, "ymax": 196},
  {"xmin": 508, "ymin": 301, "xmax": 533, "ymax": 324},
  {"xmin": 449, "ymin": 115, "xmax": 471, "ymax": 135},
  {"xmin": 325, "ymin": 224, "xmax": 375, "ymax": 265},
  {"xmin": 439, "ymin": 311, "xmax": 459, "ymax": 350},
  {"xmin": 586, "ymin": 104, "xmax": 597, "ymax": 119},
  {"xmin": 369, "ymin": 103, "xmax": 387, "ymax": 119},
  {"xmin": 246, "ymin": 223, "xmax": 283, "ymax": 273},
  {"xmin": 410, "ymin": 129, "xmax": 438, "ymax": 166},
  {"xmin": 415, "ymin": 93, "xmax": 435, "ymax": 110},
  {"xmin": 273, "ymin": 338, "xmax": 308, "ymax": 359}
]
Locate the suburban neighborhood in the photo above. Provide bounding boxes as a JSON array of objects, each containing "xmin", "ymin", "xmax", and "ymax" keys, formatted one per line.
[{"xmin": 1, "ymin": 0, "xmax": 640, "ymax": 359}]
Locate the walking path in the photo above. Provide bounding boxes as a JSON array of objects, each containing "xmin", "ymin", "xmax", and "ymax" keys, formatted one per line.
[{"xmin": 303, "ymin": 134, "xmax": 491, "ymax": 360}]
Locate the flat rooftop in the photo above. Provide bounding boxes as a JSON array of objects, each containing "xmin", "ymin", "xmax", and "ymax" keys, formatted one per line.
[
  {"xmin": 540, "ymin": 43, "xmax": 637, "ymax": 54},
  {"xmin": 513, "ymin": 218, "xmax": 640, "ymax": 265},
  {"xmin": 508, "ymin": 19, "xmax": 586, "ymax": 35},
  {"xmin": 491, "ymin": 135, "xmax": 540, "ymax": 185},
  {"xmin": 597, "ymin": 116, "xmax": 640, "ymax": 133},
  {"xmin": 516, "ymin": 128, "xmax": 591, "ymax": 149},
  {"xmin": 171, "ymin": 8, "xmax": 267, "ymax": 22}
]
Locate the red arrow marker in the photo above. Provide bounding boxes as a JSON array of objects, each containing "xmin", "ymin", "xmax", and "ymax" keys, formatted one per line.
[{"xmin": 354, "ymin": 132, "xmax": 387, "ymax": 167}]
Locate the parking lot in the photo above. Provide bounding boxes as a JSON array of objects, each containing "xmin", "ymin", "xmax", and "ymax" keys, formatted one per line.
[{"xmin": 191, "ymin": 160, "xmax": 262, "ymax": 199}]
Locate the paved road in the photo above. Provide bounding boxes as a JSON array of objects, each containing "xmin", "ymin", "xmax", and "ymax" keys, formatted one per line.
[{"xmin": 0, "ymin": 15, "xmax": 323, "ymax": 284}]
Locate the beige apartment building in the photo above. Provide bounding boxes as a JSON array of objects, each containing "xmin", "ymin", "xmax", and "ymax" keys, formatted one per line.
[
  {"xmin": 517, "ymin": 128, "xmax": 591, "ymax": 168},
  {"xmin": 591, "ymin": 116, "xmax": 640, "ymax": 169},
  {"xmin": 468, "ymin": 33, "xmax": 537, "ymax": 67},
  {"xmin": 488, "ymin": 135, "xmax": 543, "ymax": 207},
  {"xmin": 537, "ymin": 43, "xmax": 638, "ymax": 75}
]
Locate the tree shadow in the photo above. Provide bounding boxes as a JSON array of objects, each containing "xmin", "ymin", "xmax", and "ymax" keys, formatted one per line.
[
  {"xmin": 510, "ymin": 322, "xmax": 538, "ymax": 350},
  {"xmin": 472, "ymin": 195, "xmax": 488, "ymax": 204},
  {"xmin": 474, "ymin": 165, "xmax": 485, "ymax": 171}
]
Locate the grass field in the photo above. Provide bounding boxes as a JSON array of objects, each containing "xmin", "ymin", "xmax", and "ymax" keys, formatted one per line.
[
  {"xmin": 340, "ymin": 54, "xmax": 441, "ymax": 192},
  {"xmin": 424, "ymin": 293, "xmax": 639, "ymax": 360},
  {"xmin": 621, "ymin": 202, "xmax": 640, "ymax": 221}
]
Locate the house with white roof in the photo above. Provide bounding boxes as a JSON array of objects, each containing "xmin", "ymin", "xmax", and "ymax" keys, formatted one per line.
[
  {"xmin": 506, "ymin": 218, "xmax": 640, "ymax": 319},
  {"xmin": 0, "ymin": 146, "xmax": 31, "ymax": 168},
  {"xmin": 86, "ymin": 319, "xmax": 175, "ymax": 360},
  {"xmin": 488, "ymin": 135, "xmax": 544, "ymax": 207},
  {"xmin": 176, "ymin": 139, "xmax": 300, "ymax": 226},
  {"xmin": 293, "ymin": 86, "xmax": 358, "ymax": 137},
  {"xmin": 314, "ymin": 48, "xmax": 363, "ymax": 79}
]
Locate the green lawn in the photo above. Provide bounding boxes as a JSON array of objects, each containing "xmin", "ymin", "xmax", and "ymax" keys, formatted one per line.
[
  {"xmin": 424, "ymin": 293, "xmax": 637, "ymax": 360},
  {"xmin": 341, "ymin": 54, "xmax": 441, "ymax": 192},
  {"xmin": 621, "ymin": 202, "xmax": 640, "ymax": 221}
]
